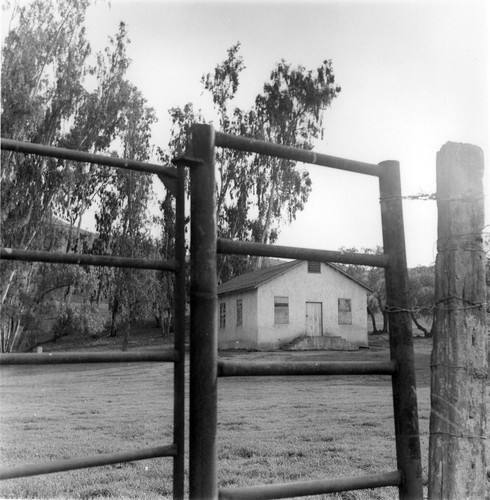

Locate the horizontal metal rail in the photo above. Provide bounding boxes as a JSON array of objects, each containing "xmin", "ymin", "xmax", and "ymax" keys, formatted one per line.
[
  {"xmin": 0, "ymin": 445, "xmax": 177, "ymax": 480},
  {"xmin": 217, "ymin": 238, "xmax": 390, "ymax": 268},
  {"xmin": 0, "ymin": 248, "xmax": 179, "ymax": 272},
  {"xmin": 1, "ymin": 138, "xmax": 177, "ymax": 181},
  {"xmin": 214, "ymin": 131, "xmax": 380, "ymax": 177},
  {"xmin": 0, "ymin": 350, "xmax": 179, "ymax": 365},
  {"xmin": 218, "ymin": 360, "xmax": 396, "ymax": 377},
  {"xmin": 218, "ymin": 470, "xmax": 401, "ymax": 499}
]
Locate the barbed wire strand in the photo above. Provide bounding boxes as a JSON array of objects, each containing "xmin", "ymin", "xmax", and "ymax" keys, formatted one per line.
[
  {"xmin": 379, "ymin": 193, "xmax": 485, "ymax": 202},
  {"xmin": 385, "ymin": 299, "xmax": 488, "ymax": 315}
]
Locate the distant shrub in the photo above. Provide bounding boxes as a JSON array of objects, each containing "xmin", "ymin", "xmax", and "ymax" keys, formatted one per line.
[{"xmin": 52, "ymin": 304, "xmax": 106, "ymax": 340}]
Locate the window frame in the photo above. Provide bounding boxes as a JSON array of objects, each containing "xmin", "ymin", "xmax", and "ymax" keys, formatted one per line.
[
  {"xmin": 338, "ymin": 298, "xmax": 352, "ymax": 325},
  {"xmin": 219, "ymin": 302, "xmax": 226, "ymax": 328},
  {"xmin": 236, "ymin": 299, "xmax": 243, "ymax": 326},
  {"xmin": 274, "ymin": 296, "xmax": 289, "ymax": 324},
  {"xmin": 307, "ymin": 261, "xmax": 321, "ymax": 274}
]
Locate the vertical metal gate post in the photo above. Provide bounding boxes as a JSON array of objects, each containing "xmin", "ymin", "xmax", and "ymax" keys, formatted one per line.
[
  {"xmin": 189, "ymin": 124, "xmax": 218, "ymax": 499},
  {"xmin": 378, "ymin": 160, "xmax": 423, "ymax": 499},
  {"xmin": 173, "ymin": 164, "xmax": 187, "ymax": 499}
]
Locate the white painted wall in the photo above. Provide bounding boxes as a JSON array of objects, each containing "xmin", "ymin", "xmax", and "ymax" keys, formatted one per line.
[
  {"xmin": 218, "ymin": 289, "xmax": 258, "ymax": 349},
  {"xmin": 256, "ymin": 262, "xmax": 368, "ymax": 349}
]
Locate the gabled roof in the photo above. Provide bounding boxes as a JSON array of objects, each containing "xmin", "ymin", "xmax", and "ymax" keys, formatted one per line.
[
  {"xmin": 217, "ymin": 260, "xmax": 372, "ymax": 296},
  {"xmin": 217, "ymin": 261, "xmax": 301, "ymax": 295}
]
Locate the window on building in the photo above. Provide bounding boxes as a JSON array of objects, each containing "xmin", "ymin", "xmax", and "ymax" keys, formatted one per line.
[
  {"xmin": 274, "ymin": 296, "xmax": 289, "ymax": 324},
  {"xmin": 338, "ymin": 298, "xmax": 352, "ymax": 325},
  {"xmin": 308, "ymin": 261, "xmax": 321, "ymax": 273},
  {"xmin": 236, "ymin": 299, "xmax": 242, "ymax": 326},
  {"xmin": 219, "ymin": 303, "xmax": 226, "ymax": 328}
]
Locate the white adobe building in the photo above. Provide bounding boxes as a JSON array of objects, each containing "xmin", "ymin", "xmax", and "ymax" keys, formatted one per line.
[{"xmin": 217, "ymin": 260, "xmax": 371, "ymax": 350}]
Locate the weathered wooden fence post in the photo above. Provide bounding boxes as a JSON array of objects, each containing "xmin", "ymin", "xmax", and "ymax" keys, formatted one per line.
[{"xmin": 429, "ymin": 142, "xmax": 487, "ymax": 499}]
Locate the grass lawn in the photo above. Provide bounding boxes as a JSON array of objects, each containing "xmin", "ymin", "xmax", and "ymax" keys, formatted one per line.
[{"xmin": 0, "ymin": 332, "xmax": 479, "ymax": 499}]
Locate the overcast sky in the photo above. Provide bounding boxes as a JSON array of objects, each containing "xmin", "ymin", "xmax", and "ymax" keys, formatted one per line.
[{"xmin": 3, "ymin": 0, "xmax": 489, "ymax": 267}]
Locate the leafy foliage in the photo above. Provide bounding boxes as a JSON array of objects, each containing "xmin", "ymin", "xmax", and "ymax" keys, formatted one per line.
[
  {"xmin": 51, "ymin": 303, "xmax": 106, "ymax": 340},
  {"xmin": 338, "ymin": 246, "xmax": 437, "ymax": 337},
  {"xmin": 1, "ymin": 1, "xmax": 163, "ymax": 351},
  {"xmin": 166, "ymin": 43, "xmax": 341, "ymax": 281}
]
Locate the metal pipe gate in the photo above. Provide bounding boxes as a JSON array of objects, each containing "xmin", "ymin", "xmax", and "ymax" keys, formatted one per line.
[
  {"xmin": 0, "ymin": 124, "xmax": 423, "ymax": 499},
  {"xmin": 0, "ymin": 139, "xmax": 187, "ymax": 499},
  {"xmin": 187, "ymin": 124, "xmax": 423, "ymax": 499}
]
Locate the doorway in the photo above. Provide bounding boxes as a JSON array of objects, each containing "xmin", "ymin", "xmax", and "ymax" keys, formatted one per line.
[{"xmin": 305, "ymin": 302, "xmax": 323, "ymax": 336}]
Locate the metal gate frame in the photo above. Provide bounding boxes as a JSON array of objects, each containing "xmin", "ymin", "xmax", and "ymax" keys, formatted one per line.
[
  {"xmin": 0, "ymin": 139, "xmax": 187, "ymax": 499},
  {"xmin": 187, "ymin": 123, "xmax": 423, "ymax": 499},
  {"xmin": 0, "ymin": 124, "xmax": 423, "ymax": 499}
]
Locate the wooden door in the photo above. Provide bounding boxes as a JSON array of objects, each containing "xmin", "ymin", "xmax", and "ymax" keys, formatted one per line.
[{"xmin": 305, "ymin": 302, "xmax": 323, "ymax": 336}]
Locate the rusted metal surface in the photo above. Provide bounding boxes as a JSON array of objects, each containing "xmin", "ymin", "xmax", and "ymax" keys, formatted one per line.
[
  {"xmin": 172, "ymin": 164, "xmax": 187, "ymax": 499},
  {"xmin": 218, "ymin": 360, "xmax": 396, "ymax": 377},
  {"xmin": 217, "ymin": 238, "xmax": 389, "ymax": 268},
  {"xmin": 379, "ymin": 160, "xmax": 423, "ymax": 499},
  {"xmin": 1, "ymin": 138, "xmax": 177, "ymax": 181},
  {"xmin": 0, "ymin": 350, "xmax": 178, "ymax": 365},
  {"xmin": 0, "ymin": 445, "xmax": 177, "ymax": 480},
  {"xmin": 215, "ymin": 131, "xmax": 380, "ymax": 177},
  {"xmin": 218, "ymin": 470, "xmax": 402, "ymax": 499},
  {"xmin": 189, "ymin": 124, "xmax": 218, "ymax": 499},
  {"xmin": 0, "ymin": 247, "xmax": 178, "ymax": 272}
]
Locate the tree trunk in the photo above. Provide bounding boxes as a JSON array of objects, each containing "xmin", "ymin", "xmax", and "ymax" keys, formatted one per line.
[
  {"xmin": 1, "ymin": 269, "xmax": 17, "ymax": 305},
  {"xmin": 381, "ymin": 308, "xmax": 388, "ymax": 333},
  {"xmin": 121, "ymin": 322, "xmax": 130, "ymax": 352},
  {"xmin": 7, "ymin": 319, "xmax": 24, "ymax": 353},
  {"xmin": 410, "ymin": 312, "xmax": 431, "ymax": 337},
  {"xmin": 428, "ymin": 142, "xmax": 487, "ymax": 499},
  {"xmin": 367, "ymin": 308, "xmax": 379, "ymax": 334},
  {"xmin": 256, "ymin": 177, "xmax": 277, "ymax": 270},
  {"xmin": 110, "ymin": 296, "xmax": 119, "ymax": 337},
  {"xmin": 261, "ymin": 178, "xmax": 276, "ymax": 245}
]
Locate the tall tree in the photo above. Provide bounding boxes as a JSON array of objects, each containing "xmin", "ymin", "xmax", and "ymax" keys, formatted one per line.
[
  {"xmin": 93, "ymin": 84, "xmax": 158, "ymax": 348},
  {"xmin": 167, "ymin": 43, "xmax": 341, "ymax": 281},
  {"xmin": 0, "ymin": 1, "xmax": 160, "ymax": 351},
  {"xmin": 1, "ymin": 0, "xmax": 93, "ymax": 351}
]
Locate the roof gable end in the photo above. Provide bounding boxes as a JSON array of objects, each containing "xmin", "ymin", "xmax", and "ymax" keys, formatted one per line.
[
  {"xmin": 217, "ymin": 260, "xmax": 373, "ymax": 296},
  {"xmin": 217, "ymin": 261, "xmax": 301, "ymax": 295}
]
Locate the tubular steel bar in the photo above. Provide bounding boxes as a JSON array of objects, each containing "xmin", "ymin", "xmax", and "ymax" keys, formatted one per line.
[
  {"xmin": 189, "ymin": 124, "xmax": 218, "ymax": 498},
  {"xmin": 0, "ymin": 445, "xmax": 177, "ymax": 480},
  {"xmin": 215, "ymin": 131, "xmax": 380, "ymax": 177},
  {"xmin": 0, "ymin": 248, "xmax": 178, "ymax": 272},
  {"xmin": 218, "ymin": 470, "xmax": 402, "ymax": 500},
  {"xmin": 378, "ymin": 160, "xmax": 423, "ymax": 498},
  {"xmin": 0, "ymin": 350, "xmax": 178, "ymax": 365},
  {"xmin": 172, "ymin": 164, "xmax": 186, "ymax": 499},
  {"xmin": 218, "ymin": 360, "xmax": 396, "ymax": 377},
  {"xmin": 217, "ymin": 238, "xmax": 390, "ymax": 268},
  {"xmin": 1, "ymin": 138, "xmax": 177, "ymax": 181}
]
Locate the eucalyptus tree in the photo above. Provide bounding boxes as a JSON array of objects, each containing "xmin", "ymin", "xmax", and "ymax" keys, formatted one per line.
[
  {"xmin": 0, "ymin": 1, "xmax": 157, "ymax": 351},
  {"xmin": 1, "ymin": 0, "xmax": 94, "ymax": 350},
  {"xmin": 167, "ymin": 43, "xmax": 341, "ymax": 281},
  {"xmin": 93, "ymin": 84, "xmax": 158, "ymax": 347}
]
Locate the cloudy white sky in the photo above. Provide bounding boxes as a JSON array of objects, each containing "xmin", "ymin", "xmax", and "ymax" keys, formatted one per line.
[{"xmin": 3, "ymin": 0, "xmax": 489, "ymax": 267}]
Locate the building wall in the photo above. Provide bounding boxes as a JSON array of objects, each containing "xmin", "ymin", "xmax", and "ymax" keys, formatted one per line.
[
  {"xmin": 256, "ymin": 262, "xmax": 368, "ymax": 349},
  {"xmin": 217, "ymin": 289, "xmax": 258, "ymax": 349}
]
